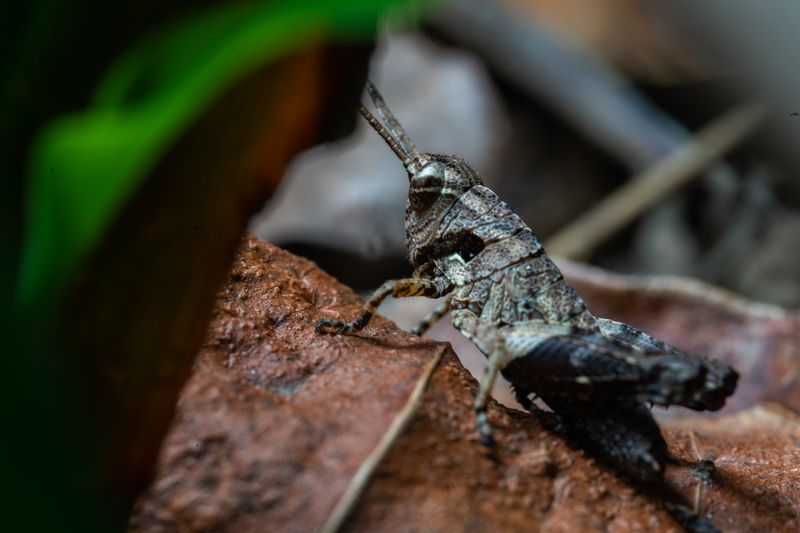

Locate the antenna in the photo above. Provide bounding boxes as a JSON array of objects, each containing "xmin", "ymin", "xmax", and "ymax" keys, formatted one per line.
[
  {"xmin": 364, "ymin": 81, "xmax": 419, "ymax": 160},
  {"xmin": 359, "ymin": 105, "xmax": 411, "ymax": 164}
]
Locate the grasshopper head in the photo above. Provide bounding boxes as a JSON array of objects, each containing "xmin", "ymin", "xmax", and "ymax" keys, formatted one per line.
[
  {"xmin": 359, "ymin": 82, "xmax": 482, "ymax": 269},
  {"xmin": 404, "ymin": 153, "xmax": 482, "ymax": 212},
  {"xmin": 403, "ymin": 153, "xmax": 482, "ymax": 261}
]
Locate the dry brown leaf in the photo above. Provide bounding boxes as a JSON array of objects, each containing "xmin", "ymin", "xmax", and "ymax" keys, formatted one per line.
[{"xmin": 131, "ymin": 237, "xmax": 800, "ymax": 532}]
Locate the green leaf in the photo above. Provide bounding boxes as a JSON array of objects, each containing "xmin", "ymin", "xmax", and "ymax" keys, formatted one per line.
[{"xmin": 17, "ymin": 0, "xmax": 414, "ymax": 307}]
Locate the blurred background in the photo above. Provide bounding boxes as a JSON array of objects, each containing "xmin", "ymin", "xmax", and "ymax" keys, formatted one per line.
[
  {"xmin": 256, "ymin": 0, "xmax": 800, "ymax": 308},
  {"xmin": 4, "ymin": 0, "xmax": 800, "ymax": 531}
]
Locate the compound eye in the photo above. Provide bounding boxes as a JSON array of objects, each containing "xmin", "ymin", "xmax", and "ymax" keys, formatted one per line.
[{"xmin": 409, "ymin": 167, "xmax": 444, "ymax": 212}]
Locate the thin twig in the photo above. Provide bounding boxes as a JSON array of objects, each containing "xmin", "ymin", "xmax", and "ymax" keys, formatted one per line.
[
  {"xmin": 545, "ymin": 101, "xmax": 766, "ymax": 261},
  {"xmin": 319, "ymin": 344, "xmax": 447, "ymax": 533}
]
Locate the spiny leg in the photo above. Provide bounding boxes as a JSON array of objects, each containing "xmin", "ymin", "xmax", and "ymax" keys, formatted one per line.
[
  {"xmin": 317, "ymin": 278, "xmax": 448, "ymax": 334},
  {"xmin": 411, "ymin": 296, "xmax": 452, "ymax": 336}
]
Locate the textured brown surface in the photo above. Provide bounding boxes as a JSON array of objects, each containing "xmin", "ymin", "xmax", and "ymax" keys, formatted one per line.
[
  {"xmin": 665, "ymin": 405, "xmax": 800, "ymax": 532},
  {"xmin": 132, "ymin": 237, "xmax": 800, "ymax": 532}
]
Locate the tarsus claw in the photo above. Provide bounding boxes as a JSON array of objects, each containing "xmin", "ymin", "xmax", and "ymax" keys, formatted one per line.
[{"xmin": 475, "ymin": 410, "xmax": 494, "ymax": 446}]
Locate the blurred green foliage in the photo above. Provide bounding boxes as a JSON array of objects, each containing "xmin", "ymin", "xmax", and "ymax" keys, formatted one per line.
[
  {"xmin": 2, "ymin": 1, "xmax": 419, "ymax": 531},
  {"xmin": 16, "ymin": 0, "xmax": 408, "ymax": 309}
]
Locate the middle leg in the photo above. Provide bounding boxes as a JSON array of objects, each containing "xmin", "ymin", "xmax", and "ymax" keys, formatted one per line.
[
  {"xmin": 451, "ymin": 309, "xmax": 511, "ymax": 446},
  {"xmin": 411, "ymin": 296, "xmax": 452, "ymax": 336},
  {"xmin": 474, "ymin": 349, "xmax": 504, "ymax": 446}
]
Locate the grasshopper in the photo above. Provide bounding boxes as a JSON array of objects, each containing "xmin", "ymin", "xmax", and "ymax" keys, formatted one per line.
[{"xmin": 317, "ymin": 82, "xmax": 738, "ymax": 482}]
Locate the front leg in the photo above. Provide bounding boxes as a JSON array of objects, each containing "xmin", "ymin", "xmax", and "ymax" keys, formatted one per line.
[{"xmin": 316, "ymin": 277, "xmax": 450, "ymax": 334}]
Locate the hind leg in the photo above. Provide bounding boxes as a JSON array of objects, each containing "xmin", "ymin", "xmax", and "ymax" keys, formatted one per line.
[{"xmin": 542, "ymin": 395, "xmax": 668, "ymax": 484}]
